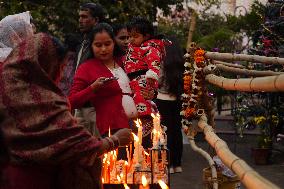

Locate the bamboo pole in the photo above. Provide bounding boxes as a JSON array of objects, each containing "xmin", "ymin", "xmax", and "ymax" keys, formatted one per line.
[
  {"xmin": 205, "ymin": 52, "xmax": 284, "ymax": 65},
  {"xmin": 216, "ymin": 64, "xmax": 283, "ymax": 77},
  {"xmin": 213, "ymin": 60, "xmax": 245, "ymax": 68},
  {"xmin": 186, "ymin": 10, "xmax": 197, "ymax": 51},
  {"xmin": 188, "ymin": 136, "xmax": 218, "ymax": 189},
  {"xmin": 198, "ymin": 115, "xmax": 280, "ymax": 189},
  {"xmin": 205, "ymin": 74, "xmax": 284, "ymax": 92}
]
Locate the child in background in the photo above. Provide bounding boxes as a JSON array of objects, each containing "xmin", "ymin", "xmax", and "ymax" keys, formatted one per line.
[{"xmin": 124, "ymin": 16, "xmax": 171, "ymax": 147}]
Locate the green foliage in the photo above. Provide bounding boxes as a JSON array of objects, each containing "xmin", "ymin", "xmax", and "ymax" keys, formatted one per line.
[
  {"xmin": 198, "ymin": 27, "xmax": 234, "ymax": 52},
  {"xmin": 0, "ymin": 0, "xmax": 183, "ymax": 38},
  {"xmin": 0, "ymin": 0, "xmax": 80, "ymax": 38},
  {"xmin": 157, "ymin": 1, "xmax": 265, "ymax": 51},
  {"xmin": 157, "ymin": 20, "xmax": 189, "ymax": 49}
]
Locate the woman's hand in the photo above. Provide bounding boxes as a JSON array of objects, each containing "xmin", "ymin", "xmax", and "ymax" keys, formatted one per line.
[
  {"xmin": 90, "ymin": 77, "xmax": 107, "ymax": 92},
  {"xmin": 112, "ymin": 128, "xmax": 133, "ymax": 146}
]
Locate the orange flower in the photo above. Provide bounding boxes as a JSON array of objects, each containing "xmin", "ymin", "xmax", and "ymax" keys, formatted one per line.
[
  {"xmin": 194, "ymin": 56, "xmax": 205, "ymax": 63},
  {"xmin": 184, "ymin": 107, "xmax": 195, "ymax": 118},
  {"xmin": 184, "ymin": 84, "xmax": 191, "ymax": 92},
  {"xmin": 194, "ymin": 49, "xmax": 205, "ymax": 57},
  {"xmin": 183, "ymin": 75, "xmax": 192, "ymax": 93},
  {"xmin": 183, "ymin": 75, "xmax": 192, "ymax": 83},
  {"xmin": 183, "ymin": 75, "xmax": 191, "ymax": 80}
]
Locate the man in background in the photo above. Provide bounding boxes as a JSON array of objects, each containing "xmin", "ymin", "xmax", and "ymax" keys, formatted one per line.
[{"xmin": 76, "ymin": 2, "xmax": 107, "ymax": 68}]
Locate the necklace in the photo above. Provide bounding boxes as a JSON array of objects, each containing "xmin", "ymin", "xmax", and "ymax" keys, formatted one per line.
[
  {"xmin": 113, "ymin": 60, "xmax": 116, "ymax": 69},
  {"xmin": 106, "ymin": 60, "xmax": 117, "ymax": 70}
]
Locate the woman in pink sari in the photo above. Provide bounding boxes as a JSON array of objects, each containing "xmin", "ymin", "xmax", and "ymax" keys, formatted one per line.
[{"xmin": 0, "ymin": 33, "xmax": 132, "ymax": 189}]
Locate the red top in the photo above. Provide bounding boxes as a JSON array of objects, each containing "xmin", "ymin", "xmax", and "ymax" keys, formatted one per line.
[{"xmin": 69, "ymin": 58, "xmax": 130, "ymax": 135}]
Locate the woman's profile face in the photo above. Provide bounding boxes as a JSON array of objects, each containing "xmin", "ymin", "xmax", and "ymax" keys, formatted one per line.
[
  {"xmin": 115, "ymin": 28, "xmax": 129, "ymax": 52},
  {"xmin": 92, "ymin": 30, "xmax": 114, "ymax": 62}
]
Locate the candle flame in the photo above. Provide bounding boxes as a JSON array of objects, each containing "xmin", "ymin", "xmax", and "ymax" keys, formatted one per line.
[
  {"xmin": 132, "ymin": 132, "xmax": 139, "ymax": 142},
  {"xmin": 102, "ymin": 178, "xmax": 104, "ymax": 183},
  {"xmin": 117, "ymin": 175, "xmax": 121, "ymax": 182},
  {"xmin": 144, "ymin": 151, "xmax": 150, "ymax": 156},
  {"xmin": 108, "ymin": 127, "xmax": 111, "ymax": 137},
  {"xmin": 123, "ymin": 183, "xmax": 130, "ymax": 189},
  {"xmin": 158, "ymin": 180, "xmax": 169, "ymax": 189},
  {"xmin": 142, "ymin": 175, "xmax": 148, "ymax": 186},
  {"xmin": 125, "ymin": 161, "xmax": 129, "ymax": 166},
  {"xmin": 151, "ymin": 113, "xmax": 155, "ymax": 118},
  {"xmin": 134, "ymin": 119, "xmax": 142, "ymax": 128}
]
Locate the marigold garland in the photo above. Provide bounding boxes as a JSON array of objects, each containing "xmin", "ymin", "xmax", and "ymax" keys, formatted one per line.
[
  {"xmin": 181, "ymin": 47, "xmax": 207, "ymax": 129},
  {"xmin": 183, "ymin": 75, "xmax": 191, "ymax": 93},
  {"xmin": 194, "ymin": 49, "xmax": 205, "ymax": 57}
]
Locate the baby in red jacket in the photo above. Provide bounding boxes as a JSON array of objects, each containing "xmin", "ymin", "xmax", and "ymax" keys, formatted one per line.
[{"xmin": 124, "ymin": 17, "xmax": 171, "ymax": 118}]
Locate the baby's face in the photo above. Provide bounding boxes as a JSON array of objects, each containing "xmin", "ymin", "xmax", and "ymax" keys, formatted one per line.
[{"xmin": 129, "ymin": 30, "xmax": 146, "ymax": 47}]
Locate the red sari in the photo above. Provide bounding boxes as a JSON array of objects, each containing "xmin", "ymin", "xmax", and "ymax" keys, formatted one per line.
[{"xmin": 0, "ymin": 33, "xmax": 103, "ymax": 189}]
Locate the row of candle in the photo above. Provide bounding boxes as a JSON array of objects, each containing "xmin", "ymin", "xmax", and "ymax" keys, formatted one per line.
[{"xmin": 101, "ymin": 115, "xmax": 169, "ymax": 188}]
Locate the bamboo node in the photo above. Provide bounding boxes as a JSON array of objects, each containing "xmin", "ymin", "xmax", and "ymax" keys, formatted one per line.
[
  {"xmin": 213, "ymin": 139, "xmax": 222, "ymax": 149},
  {"xmin": 274, "ymin": 74, "xmax": 281, "ymax": 91},
  {"xmin": 230, "ymin": 158, "xmax": 241, "ymax": 171},
  {"xmin": 233, "ymin": 78, "xmax": 239, "ymax": 89},
  {"xmin": 249, "ymin": 77, "xmax": 254, "ymax": 92}
]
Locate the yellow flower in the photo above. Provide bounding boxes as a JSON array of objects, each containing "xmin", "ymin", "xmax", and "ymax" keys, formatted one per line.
[{"xmin": 254, "ymin": 116, "xmax": 266, "ymax": 125}]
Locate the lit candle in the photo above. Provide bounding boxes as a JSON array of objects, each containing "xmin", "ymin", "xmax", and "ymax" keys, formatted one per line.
[
  {"xmin": 144, "ymin": 151, "xmax": 150, "ymax": 164},
  {"xmin": 126, "ymin": 146, "xmax": 130, "ymax": 163},
  {"xmin": 158, "ymin": 180, "xmax": 169, "ymax": 189},
  {"xmin": 117, "ymin": 175, "xmax": 121, "ymax": 184},
  {"xmin": 151, "ymin": 113, "xmax": 161, "ymax": 149},
  {"xmin": 124, "ymin": 183, "xmax": 130, "ymax": 189},
  {"xmin": 140, "ymin": 175, "xmax": 150, "ymax": 189},
  {"xmin": 132, "ymin": 132, "xmax": 139, "ymax": 164},
  {"xmin": 124, "ymin": 161, "xmax": 128, "ymax": 183},
  {"xmin": 133, "ymin": 119, "xmax": 144, "ymax": 165},
  {"xmin": 134, "ymin": 119, "xmax": 143, "ymax": 144}
]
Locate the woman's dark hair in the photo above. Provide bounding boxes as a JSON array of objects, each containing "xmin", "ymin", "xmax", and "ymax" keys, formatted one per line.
[
  {"xmin": 80, "ymin": 2, "xmax": 107, "ymax": 23},
  {"xmin": 90, "ymin": 22, "xmax": 123, "ymax": 58},
  {"xmin": 112, "ymin": 23, "xmax": 127, "ymax": 36},
  {"xmin": 161, "ymin": 36, "xmax": 184, "ymax": 97},
  {"xmin": 64, "ymin": 33, "xmax": 81, "ymax": 52},
  {"xmin": 127, "ymin": 16, "xmax": 154, "ymax": 37},
  {"xmin": 51, "ymin": 36, "xmax": 67, "ymax": 61}
]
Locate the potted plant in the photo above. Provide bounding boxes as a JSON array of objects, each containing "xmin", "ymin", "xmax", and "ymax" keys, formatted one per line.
[{"xmin": 251, "ymin": 111, "xmax": 279, "ymax": 165}]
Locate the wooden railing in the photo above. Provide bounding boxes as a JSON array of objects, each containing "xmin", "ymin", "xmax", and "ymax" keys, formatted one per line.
[
  {"xmin": 192, "ymin": 115, "xmax": 280, "ymax": 189},
  {"xmin": 186, "ymin": 51, "xmax": 284, "ymax": 189}
]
